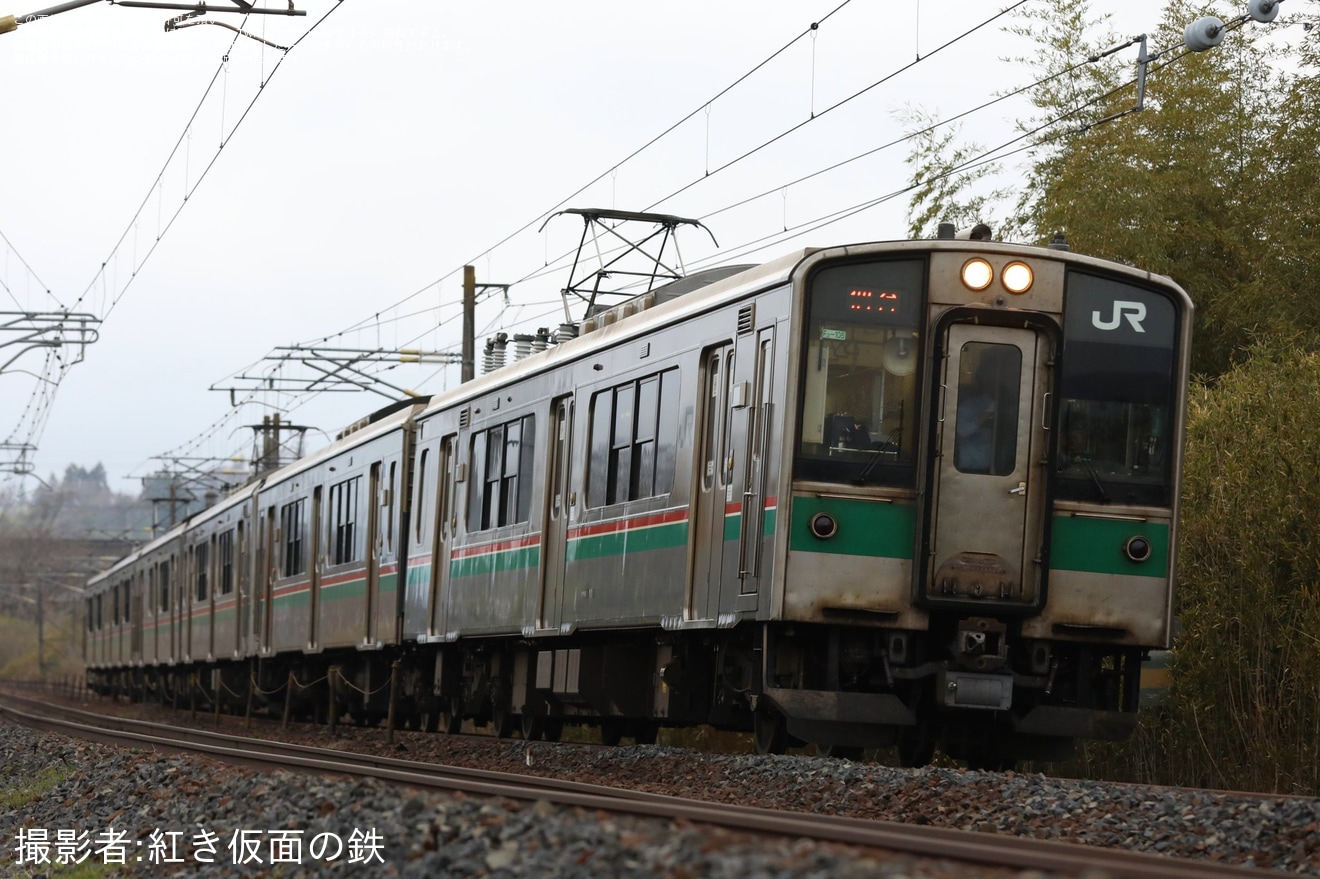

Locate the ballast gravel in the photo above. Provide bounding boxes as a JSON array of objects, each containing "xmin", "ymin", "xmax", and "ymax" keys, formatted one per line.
[
  {"xmin": 4, "ymin": 708, "xmax": 1319, "ymax": 877},
  {"xmin": 4, "ymin": 721, "xmax": 1052, "ymax": 879}
]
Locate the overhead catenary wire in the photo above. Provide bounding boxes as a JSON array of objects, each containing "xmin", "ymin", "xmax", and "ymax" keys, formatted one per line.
[
  {"xmin": 138, "ymin": 2, "xmax": 1260, "ymax": 481},
  {"xmin": 297, "ymin": 0, "xmax": 1036, "ymax": 357},
  {"xmin": 0, "ymin": 227, "xmax": 56, "ymax": 310},
  {"xmin": 270, "ymin": 6, "xmax": 1142, "ymax": 387},
  {"xmin": 320, "ymin": 0, "xmax": 859, "ymax": 345},
  {"xmin": 11, "ymin": 1, "xmax": 349, "ymax": 479}
]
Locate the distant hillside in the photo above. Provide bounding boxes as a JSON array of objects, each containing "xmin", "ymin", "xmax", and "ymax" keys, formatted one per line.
[{"xmin": 3, "ymin": 464, "xmax": 154, "ymax": 540}]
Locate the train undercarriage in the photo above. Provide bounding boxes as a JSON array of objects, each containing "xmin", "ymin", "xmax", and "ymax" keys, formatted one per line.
[{"xmin": 86, "ymin": 618, "xmax": 1142, "ymax": 769}]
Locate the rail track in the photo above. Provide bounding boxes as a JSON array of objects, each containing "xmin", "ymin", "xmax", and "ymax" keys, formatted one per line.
[{"xmin": 1, "ymin": 688, "xmax": 1293, "ymax": 879}]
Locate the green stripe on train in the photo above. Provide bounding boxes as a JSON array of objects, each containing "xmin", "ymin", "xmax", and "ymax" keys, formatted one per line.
[
  {"xmin": 1049, "ymin": 516, "xmax": 1169, "ymax": 578},
  {"xmin": 268, "ymin": 571, "xmax": 400, "ymax": 608},
  {"xmin": 788, "ymin": 497, "xmax": 914, "ymax": 559},
  {"xmin": 567, "ymin": 521, "xmax": 688, "ymax": 562},
  {"xmin": 451, "ymin": 545, "xmax": 540, "ymax": 579}
]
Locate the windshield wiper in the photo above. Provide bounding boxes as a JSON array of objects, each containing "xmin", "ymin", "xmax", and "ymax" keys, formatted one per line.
[{"xmin": 1081, "ymin": 459, "xmax": 1111, "ymax": 503}]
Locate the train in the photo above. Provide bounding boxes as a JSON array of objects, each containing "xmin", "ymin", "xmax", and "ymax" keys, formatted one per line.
[{"xmin": 84, "ymin": 226, "xmax": 1192, "ymax": 769}]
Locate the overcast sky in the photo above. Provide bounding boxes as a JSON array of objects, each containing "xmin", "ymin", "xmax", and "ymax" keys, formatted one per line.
[{"xmin": 0, "ymin": 1, "xmax": 1239, "ymax": 500}]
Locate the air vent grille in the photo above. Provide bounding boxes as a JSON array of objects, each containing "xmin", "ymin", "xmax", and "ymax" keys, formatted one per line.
[{"xmin": 738, "ymin": 304, "xmax": 755, "ymax": 335}]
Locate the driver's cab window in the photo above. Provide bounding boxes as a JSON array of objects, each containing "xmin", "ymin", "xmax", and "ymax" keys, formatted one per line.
[{"xmin": 796, "ymin": 259, "xmax": 924, "ymax": 486}]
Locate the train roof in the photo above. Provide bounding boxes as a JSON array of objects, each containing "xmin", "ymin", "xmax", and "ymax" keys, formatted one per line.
[
  {"xmin": 415, "ymin": 248, "xmax": 810, "ymax": 422},
  {"xmin": 260, "ymin": 398, "xmax": 425, "ymax": 486},
  {"xmin": 413, "ymin": 237, "xmax": 1189, "ymax": 422}
]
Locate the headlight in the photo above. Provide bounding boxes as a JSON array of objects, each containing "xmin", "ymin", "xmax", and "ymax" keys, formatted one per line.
[
  {"xmin": 1002, "ymin": 261, "xmax": 1034, "ymax": 294},
  {"xmin": 961, "ymin": 258, "xmax": 994, "ymax": 291}
]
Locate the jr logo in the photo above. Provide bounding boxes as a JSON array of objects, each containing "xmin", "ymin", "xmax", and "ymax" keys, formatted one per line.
[{"xmin": 1091, "ymin": 300, "xmax": 1147, "ymax": 333}]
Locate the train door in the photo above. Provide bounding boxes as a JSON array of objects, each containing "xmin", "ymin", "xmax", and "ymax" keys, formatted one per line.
[
  {"xmin": 730, "ymin": 327, "xmax": 775, "ymax": 609},
  {"xmin": 689, "ymin": 343, "xmax": 736, "ymax": 622},
  {"xmin": 131, "ymin": 576, "xmax": 144, "ymax": 664},
  {"xmin": 364, "ymin": 463, "xmax": 381, "ymax": 646},
  {"xmin": 537, "ymin": 396, "xmax": 573, "ymax": 632},
  {"xmin": 926, "ymin": 323, "xmax": 1051, "ymax": 606},
  {"xmin": 146, "ymin": 567, "xmax": 157, "ymax": 665},
  {"xmin": 206, "ymin": 534, "xmax": 217, "ymax": 661},
  {"xmin": 184, "ymin": 548, "xmax": 196, "ymax": 662},
  {"xmin": 430, "ymin": 435, "xmax": 462, "ymax": 636},
  {"xmin": 168, "ymin": 555, "xmax": 177, "ymax": 664},
  {"xmin": 309, "ymin": 487, "xmax": 323, "ymax": 651},
  {"xmin": 261, "ymin": 507, "xmax": 276, "ymax": 653},
  {"xmin": 236, "ymin": 521, "xmax": 248, "ymax": 659}
]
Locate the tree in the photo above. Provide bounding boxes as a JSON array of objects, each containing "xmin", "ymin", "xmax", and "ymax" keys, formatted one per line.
[
  {"xmin": 1172, "ymin": 341, "xmax": 1320, "ymax": 792},
  {"xmin": 906, "ymin": 0, "xmax": 1320, "ymax": 379},
  {"xmin": 903, "ymin": 0, "xmax": 1320, "ymax": 792},
  {"xmin": 900, "ymin": 108, "xmax": 1006, "ymax": 240}
]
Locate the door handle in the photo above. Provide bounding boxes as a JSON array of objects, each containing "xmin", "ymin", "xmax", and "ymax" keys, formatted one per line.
[{"xmin": 1009, "ymin": 482, "xmax": 1026, "ymax": 495}]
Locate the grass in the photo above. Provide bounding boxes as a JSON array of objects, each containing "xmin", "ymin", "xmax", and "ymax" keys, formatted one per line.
[{"xmin": 2, "ymin": 764, "xmax": 75, "ymax": 810}]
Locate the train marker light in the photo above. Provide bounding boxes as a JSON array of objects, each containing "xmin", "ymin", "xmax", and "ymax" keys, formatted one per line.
[
  {"xmin": 1002, "ymin": 262, "xmax": 1034, "ymax": 294},
  {"xmin": 1124, "ymin": 536, "xmax": 1153, "ymax": 563},
  {"xmin": 961, "ymin": 259, "xmax": 994, "ymax": 292},
  {"xmin": 809, "ymin": 512, "xmax": 838, "ymax": 540}
]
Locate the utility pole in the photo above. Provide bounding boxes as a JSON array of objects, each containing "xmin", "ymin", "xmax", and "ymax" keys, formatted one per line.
[
  {"xmin": 36, "ymin": 582, "xmax": 45, "ymax": 682},
  {"xmin": 462, "ymin": 266, "xmax": 475, "ymax": 384}
]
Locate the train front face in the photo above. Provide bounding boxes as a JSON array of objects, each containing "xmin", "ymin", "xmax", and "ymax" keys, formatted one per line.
[{"xmin": 778, "ymin": 241, "xmax": 1190, "ymax": 765}]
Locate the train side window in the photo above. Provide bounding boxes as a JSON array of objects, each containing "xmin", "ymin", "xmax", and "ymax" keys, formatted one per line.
[
  {"xmin": 609, "ymin": 384, "xmax": 636, "ymax": 503},
  {"xmin": 415, "ymin": 450, "xmax": 429, "ymax": 543},
  {"xmin": 482, "ymin": 424, "xmax": 505, "ymax": 528},
  {"xmin": 159, "ymin": 561, "xmax": 170, "ymax": 611},
  {"xmin": 219, "ymin": 529, "xmax": 235, "ymax": 595},
  {"xmin": 329, "ymin": 476, "xmax": 360, "ymax": 565},
  {"xmin": 280, "ymin": 499, "xmax": 306, "ymax": 577},
  {"xmin": 468, "ymin": 431, "xmax": 486, "ymax": 530},
  {"xmin": 469, "ymin": 415, "xmax": 536, "ymax": 530},
  {"xmin": 702, "ymin": 354, "xmax": 721, "ymax": 492},
  {"xmin": 195, "ymin": 542, "xmax": 209, "ymax": 602},
  {"xmin": 516, "ymin": 415, "xmax": 536, "ymax": 524},
  {"xmin": 387, "ymin": 461, "xmax": 397, "ymax": 552},
  {"xmin": 589, "ymin": 367, "xmax": 680, "ymax": 507},
  {"xmin": 588, "ymin": 389, "xmax": 613, "ymax": 508}
]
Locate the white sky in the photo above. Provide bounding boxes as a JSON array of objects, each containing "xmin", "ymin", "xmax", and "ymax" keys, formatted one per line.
[{"xmin": 0, "ymin": 1, "xmax": 1220, "ymax": 498}]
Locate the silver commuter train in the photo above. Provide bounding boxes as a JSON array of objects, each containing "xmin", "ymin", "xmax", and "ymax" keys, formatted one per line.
[{"xmin": 85, "ymin": 231, "xmax": 1191, "ymax": 768}]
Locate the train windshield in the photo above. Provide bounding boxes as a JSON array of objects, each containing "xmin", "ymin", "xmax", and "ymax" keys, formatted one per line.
[
  {"xmin": 1057, "ymin": 272, "xmax": 1180, "ymax": 506},
  {"xmin": 796, "ymin": 259, "xmax": 924, "ymax": 486}
]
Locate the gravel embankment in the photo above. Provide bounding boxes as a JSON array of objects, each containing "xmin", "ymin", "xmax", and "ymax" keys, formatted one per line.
[
  {"xmin": 3, "ymin": 719, "xmax": 1056, "ymax": 879},
  {"xmin": 5, "ymin": 707, "xmax": 1320, "ymax": 877}
]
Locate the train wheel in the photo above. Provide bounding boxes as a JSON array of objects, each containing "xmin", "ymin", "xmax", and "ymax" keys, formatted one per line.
[
  {"xmin": 633, "ymin": 720, "xmax": 659, "ymax": 745},
  {"xmin": 492, "ymin": 703, "xmax": 515, "ymax": 739},
  {"xmin": 438, "ymin": 700, "xmax": 462, "ymax": 735},
  {"xmin": 600, "ymin": 718, "xmax": 625, "ymax": 746},
  {"xmin": 966, "ymin": 754, "xmax": 1015, "ymax": 772},
  {"xmin": 897, "ymin": 726, "xmax": 936, "ymax": 768},
  {"xmin": 521, "ymin": 714, "xmax": 545, "ymax": 741},
  {"xmin": 753, "ymin": 705, "xmax": 788, "ymax": 755},
  {"xmin": 542, "ymin": 718, "xmax": 564, "ymax": 742}
]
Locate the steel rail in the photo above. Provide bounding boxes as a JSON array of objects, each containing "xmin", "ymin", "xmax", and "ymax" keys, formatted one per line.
[{"xmin": 0, "ymin": 695, "xmax": 1288, "ymax": 879}]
